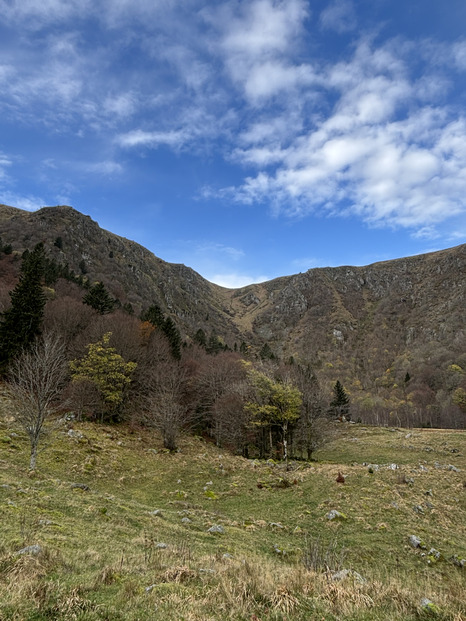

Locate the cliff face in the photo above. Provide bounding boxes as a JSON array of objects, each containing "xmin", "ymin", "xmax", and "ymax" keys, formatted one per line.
[{"xmin": 1, "ymin": 204, "xmax": 465, "ymax": 364}]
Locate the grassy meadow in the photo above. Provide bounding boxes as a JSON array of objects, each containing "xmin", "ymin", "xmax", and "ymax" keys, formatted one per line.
[{"xmin": 0, "ymin": 410, "xmax": 465, "ymax": 620}]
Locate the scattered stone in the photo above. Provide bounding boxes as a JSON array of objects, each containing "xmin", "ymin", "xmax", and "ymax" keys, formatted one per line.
[
  {"xmin": 207, "ymin": 524, "xmax": 224, "ymax": 534},
  {"xmin": 420, "ymin": 598, "xmax": 440, "ymax": 614},
  {"xmin": 181, "ymin": 517, "xmax": 192, "ymax": 524},
  {"xmin": 273, "ymin": 544, "xmax": 285, "ymax": 555},
  {"xmin": 332, "ymin": 569, "xmax": 365, "ymax": 583},
  {"xmin": 149, "ymin": 509, "xmax": 163, "ymax": 517},
  {"xmin": 427, "ymin": 548, "xmax": 442, "ymax": 563},
  {"xmin": 405, "ymin": 433, "xmax": 412, "ymax": 439},
  {"xmin": 390, "ymin": 502, "xmax": 399, "ymax": 509},
  {"xmin": 16, "ymin": 488, "xmax": 28, "ymax": 495},
  {"xmin": 419, "ymin": 465, "xmax": 428, "ymax": 472},
  {"xmin": 448, "ymin": 465, "xmax": 460, "ymax": 472},
  {"xmin": 424, "ymin": 489, "xmax": 432, "ymax": 496},
  {"xmin": 67, "ymin": 429, "xmax": 83, "ymax": 440},
  {"xmin": 16, "ymin": 544, "xmax": 42, "ymax": 556},
  {"xmin": 413, "ymin": 505, "xmax": 424, "ymax": 515},
  {"xmin": 1, "ymin": 484, "xmax": 11, "ymax": 489},
  {"xmin": 155, "ymin": 543, "xmax": 167, "ymax": 549},
  {"xmin": 147, "ymin": 449, "xmax": 158, "ymax": 455},
  {"xmin": 450, "ymin": 555, "xmax": 466, "ymax": 568},
  {"xmin": 388, "ymin": 463, "xmax": 398, "ymax": 470},
  {"xmin": 71, "ymin": 483, "xmax": 89, "ymax": 491},
  {"xmin": 38, "ymin": 519, "xmax": 54, "ymax": 526},
  {"xmin": 326, "ymin": 510, "xmax": 347, "ymax": 521},
  {"xmin": 145, "ymin": 584, "xmax": 157, "ymax": 593},
  {"xmin": 199, "ymin": 568, "xmax": 216, "ymax": 574},
  {"xmin": 268, "ymin": 522, "xmax": 284, "ymax": 529},
  {"xmin": 408, "ymin": 535, "xmax": 424, "ymax": 549},
  {"xmin": 222, "ymin": 553, "xmax": 234, "ymax": 560}
]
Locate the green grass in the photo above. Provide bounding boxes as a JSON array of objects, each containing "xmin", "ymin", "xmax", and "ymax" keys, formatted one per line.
[{"xmin": 0, "ymin": 411, "xmax": 465, "ymax": 620}]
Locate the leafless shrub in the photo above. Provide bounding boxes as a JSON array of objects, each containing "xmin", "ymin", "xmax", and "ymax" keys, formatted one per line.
[{"xmin": 5, "ymin": 334, "xmax": 68, "ymax": 469}]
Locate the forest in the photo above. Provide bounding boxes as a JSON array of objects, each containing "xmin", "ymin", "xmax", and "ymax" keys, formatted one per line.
[{"xmin": 0, "ymin": 232, "xmax": 465, "ymax": 472}]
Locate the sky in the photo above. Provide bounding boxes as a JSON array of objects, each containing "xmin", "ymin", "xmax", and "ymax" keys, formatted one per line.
[{"xmin": 1, "ymin": 0, "xmax": 466, "ymax": 288}]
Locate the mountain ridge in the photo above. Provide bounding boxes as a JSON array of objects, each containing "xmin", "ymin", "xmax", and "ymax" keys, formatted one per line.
[{"xmin": 1, "ymin": 203, "xmax": 465, "ymax": 427}]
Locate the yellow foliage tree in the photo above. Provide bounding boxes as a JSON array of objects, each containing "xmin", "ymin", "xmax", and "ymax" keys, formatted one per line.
[{"xmin": 70, "ymin": 332, "xmax": 137, "ymax": 422}]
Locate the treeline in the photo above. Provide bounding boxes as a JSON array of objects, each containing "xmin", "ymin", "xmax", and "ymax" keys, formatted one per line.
[{"xmin": 0, "ymin": 244, "xmax": 347, "ymax": 469}]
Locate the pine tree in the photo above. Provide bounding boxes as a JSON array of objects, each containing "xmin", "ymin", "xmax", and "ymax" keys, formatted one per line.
[
  {"xmin": 0, "ymin": 243, "xmax": 46, "ymax": 370},
  {"xmin": 163, "ymin": 317, "xmax": 182, "ymax": 360},
  {"xmin": 83, "ymin": 282, "xmax": 115, "ymax": 314},
  {"xmin": 329, "ymin": 380, "xmax": 350, "ymax": 420}
]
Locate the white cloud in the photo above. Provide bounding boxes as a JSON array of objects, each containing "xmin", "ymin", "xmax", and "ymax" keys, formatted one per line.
[
  {"xmin": 223, "ymin": 38, "xmax": 466, "ymax": 234},
  {"xmin": 206, "ymin": 272, "xmax": 270, "ymax": 288},
  {"xmin": 196, "ymin": 243, "xmax": 245, "ymax": 261},
  {"xmin": 320, "ymin": 0, "xmax": 357, "ymax": 33},
  {"xmin": 0, "ymin": 191, "xmax": 44, "ymax": 211},
  {"xmin": 117, "ymin": 129, "xmax": 191, "ymax": 149}
]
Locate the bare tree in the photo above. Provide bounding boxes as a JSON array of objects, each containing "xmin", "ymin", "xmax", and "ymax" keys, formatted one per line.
[
  {"xmin": 140, "ymin": 361, "xmax": 190, "ymax": 451},
  {"xmin": 6, "ymin": 334, "xmax": 68, "ymax": 469}
]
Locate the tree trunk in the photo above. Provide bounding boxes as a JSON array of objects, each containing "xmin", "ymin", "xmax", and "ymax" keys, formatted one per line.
[{"xmin": 29, "ymin": 443, "xmax": 38, "ymax": 470}]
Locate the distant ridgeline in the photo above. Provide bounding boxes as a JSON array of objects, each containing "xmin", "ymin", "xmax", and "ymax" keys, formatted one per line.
[{"xmin": 0, "ymin": 203, "xmax": 465, "ymax": 430}]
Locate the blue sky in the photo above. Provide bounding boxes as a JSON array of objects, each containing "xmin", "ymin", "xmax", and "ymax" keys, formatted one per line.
[{"xmin": 1, "ymin": 0, "xmax": 466, "ymax": 287}]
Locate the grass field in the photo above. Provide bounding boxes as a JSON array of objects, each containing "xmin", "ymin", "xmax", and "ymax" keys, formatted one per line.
[{"xmin": 0, "ymin": 410, "xmax": 465, "ymax": 620}]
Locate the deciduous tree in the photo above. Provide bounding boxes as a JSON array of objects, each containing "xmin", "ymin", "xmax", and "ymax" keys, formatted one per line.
[{"xmin": 5, "ymin": 334, "xmax": 68, "ymax": 470}]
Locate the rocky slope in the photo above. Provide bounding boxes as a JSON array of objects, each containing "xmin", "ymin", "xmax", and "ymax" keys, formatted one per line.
[{"xmin": 1, "ymin": 203, "xmax": 465, "ymax": 370}]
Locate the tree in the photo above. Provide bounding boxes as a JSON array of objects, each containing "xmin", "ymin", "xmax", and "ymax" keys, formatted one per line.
[
  {"xmin": 70, "ymin": 332, "xmax": 137, "ymax": 422},
  {"xmin": 5, "ymin": 334, "xmax": 68, "ymax": 470},
  {"xmin": 142, "ymin": 304, "xmax": 181, "ymax": 360},
  {"xmin": 140, "ymin": 362, "xmax": 189, "ymax": 451},
  {"xmin": 83, "ymin": 282, "xmax": 115, "ymax": 314},
  {"xmin": 0, "ymin": 243, "xmax": 46, "ymax": 370},
  {"xmin": 245, "ymin": 365, "xmax": 302, "ymax": 467},
  {"xmin": 329, "ymin": 380, "xmax": 350, "ymax": 420}
]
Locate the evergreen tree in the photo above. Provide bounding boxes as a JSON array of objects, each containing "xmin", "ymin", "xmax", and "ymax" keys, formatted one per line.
[
  {"xmin": 329, "ymin": 380, "xmax": 350, "ymax": 419},
  {"xmin": 163, "ymin": 317, "xmax": 182, "ymax": 360},
  {"xmin": 83, "ymin": 282, "xmax": 115, "ymax": 314},
  {"xmin": 142, "ymin": 304, "xmax": 181, "ymax": 360},
  {"xmin": 194, "ymin": 328, "xmax": 207, "ymax": 348},
  {"xmin": 0, "ymin": 243, "xmax": 46, "ymax": 370},
  {"xmin": 141, "ymin": 304, "xmax": 165, "ymax": 328}
]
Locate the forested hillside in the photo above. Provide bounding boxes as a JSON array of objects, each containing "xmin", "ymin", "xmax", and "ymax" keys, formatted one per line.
[{"xmin": 0, "ymin": 203, "xmax": 465, "ymax": 432}]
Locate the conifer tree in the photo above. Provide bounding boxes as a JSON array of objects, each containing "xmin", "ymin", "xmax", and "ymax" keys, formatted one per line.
[
  {"xmin": 0, "ymin": 243, "xmax": 46, "ymax": 370},
  {"xmin": 329, "ymin": 380, "xmax": 350, "ymax": 419},
  {"xmin": 83, "ymin": 281, "xmax": 115, "ymax": 314}
]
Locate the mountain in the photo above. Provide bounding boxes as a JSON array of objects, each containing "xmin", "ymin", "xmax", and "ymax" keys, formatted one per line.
[{"xmin": 1, "ymin": 204, "xmax": 465, "ymax": 425}]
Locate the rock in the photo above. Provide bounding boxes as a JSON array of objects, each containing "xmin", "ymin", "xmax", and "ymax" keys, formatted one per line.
[
  {"xmin": 222, "ymin": 553, "xmax": 234, "ymax": 560},
  {"xmin": 427, "ymin": 548, "xmax": 442, "ymax": 563},
  {"xmin": 149, "ymin": 509, "xmax": 163, "ymax": 517},
  {"xmin": 408, "ymin": 535, "xmax": 423, "ymax": 549},
  {"xmin": 413, "ymin": 505, "xmax": 424, "ymax": 515},
  {"xmin": 268, "ymin": 522, "xmax": 284, "ymax": 529},
  {"xmin": 71, "ymin": 483, "xmax": 89, "ymax": 491},
  {"xmin": 207, "ymin": 525, "xmax": 224, "ymax": 534},
  {"xmin": 448, "ymin": 465, "xmax": 460, "ymax": 472},
  {"xmin": 388, "ymin": 463, "xmax": 399, "ymax": 470},
  {"xmin": 145, "ymin": 584, "xmax": 157, "ymax": 593},
  {"xmin": 155, "ymin": 543, "xmax": 167, "ymax": 549},
  {"xmin": 16, "ymin": 544, "xmax": 42, "ymax": 556},
  {"xmin": 419, "ymin": 465, "xmax": 428, "ymax": 472},
  {"xmin": 332, "ymin": 569, "xmax": 365, "ymax": 583},
  {"xmin": 68, "ymin": 429, "xmax": 83, "ymax": 440},
  {"xmin": 326, "ymin": 510, "xmax": 347, "ymax": 521},
  {"xmin": 273, "ymin": 544, "xmax": 286, "ymax": 555},
  {"xmin": 450, "ymin": 555, "xmax": 466, "ymax": 568},
  {"xmin": 181, "ymin": 517, "xmax": 192, "ymax": 524},
  {"xmin": 420, "ymin": 598, "xmax": 440, "ymax": 614}
]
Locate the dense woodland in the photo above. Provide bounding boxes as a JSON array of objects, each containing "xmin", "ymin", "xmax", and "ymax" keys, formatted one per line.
[{"xmin": 0, "ymin": 209, "xmax": 465, "ymax": 470}]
